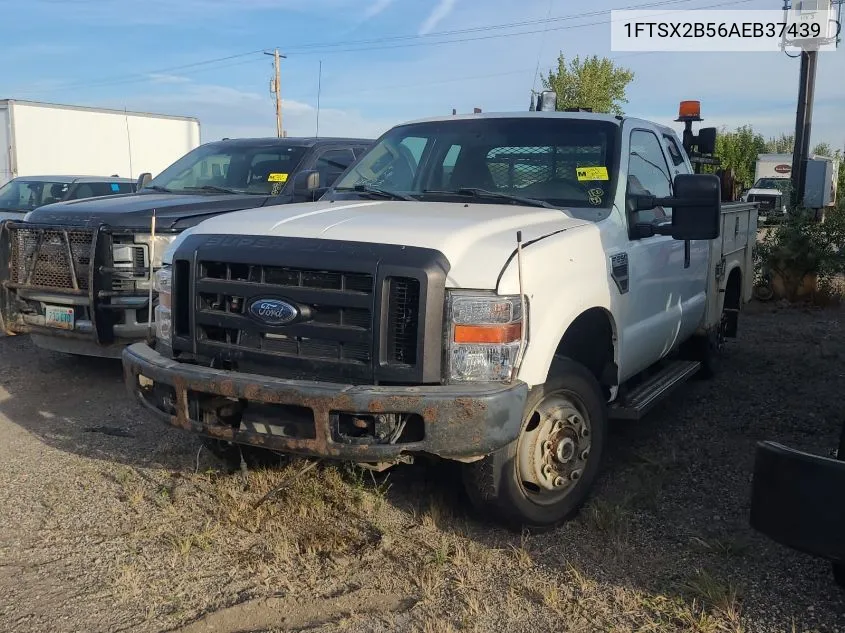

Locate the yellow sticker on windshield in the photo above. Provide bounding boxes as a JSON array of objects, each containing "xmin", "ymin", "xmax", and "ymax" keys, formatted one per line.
[
  {"xmin": 576, "ymin": 166, "xmax": 609, "ymax": 182},
  {"xmin": 268, "ymin": 173, "xmax": 289, "ymax": 182}
]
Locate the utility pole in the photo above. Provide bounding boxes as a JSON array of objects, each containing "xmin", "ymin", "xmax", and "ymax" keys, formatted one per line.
[
  {"xmin": 264, "ymin": 49, "xmax": 287, "ymax": 138},
  {"xmin": 790, "ymin": 49, "xmax": 817, "ymax": 210},
  {"xmin": 784, "ymin": 0, "xmax": 842, "ymax": 210}
]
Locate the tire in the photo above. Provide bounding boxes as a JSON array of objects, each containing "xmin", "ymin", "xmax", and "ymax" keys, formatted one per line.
[
  {"xmin": 833, "ymin": 563, "xmax": 845, "ymax": 588},
  {"xmin": 680, "ymin": 308, "xmax": 728, "ymax": 380},
  {"xmin": 680, "ymin": 332, "xmax": 720, "ymax": 380},
  {"xmin": 201, "ymin": 437, "xmax": 286, "ymax": 470},
  {"xmin": 462, "ymin": 357, "xmax": 608, "ymax": 531}
]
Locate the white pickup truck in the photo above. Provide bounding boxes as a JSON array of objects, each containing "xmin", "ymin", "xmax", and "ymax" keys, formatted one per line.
[{"xmin": 122, "ymin": 96, "xmax": 758, "ymax": 529}]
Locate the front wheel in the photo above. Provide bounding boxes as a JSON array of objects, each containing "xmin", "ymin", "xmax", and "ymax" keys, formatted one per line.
[{"xmin": 462, "ymin": 358, "xmax": 607, "ymax": 531}]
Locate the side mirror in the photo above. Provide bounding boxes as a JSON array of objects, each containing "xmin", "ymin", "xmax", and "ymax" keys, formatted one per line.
[
  {"xmin": 669, "ymin": 174, "xmax": 721, "ymax": 240},
  {"xmin": 631, "ymin": 174, "xmax": 721, "ymax": 240},
  {"xmin": 697, "ymin": 127, "xmax": 717, "ymax": 155},
  {"xmin": 293, "ymin": 170, "xmax": 320, "ymax": 199},
  {"xmin": 137, "ymin": 172, "xmax": 152, "ymax": 189}
]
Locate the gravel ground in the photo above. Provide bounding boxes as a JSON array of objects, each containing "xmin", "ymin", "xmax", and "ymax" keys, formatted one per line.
[{"xmin": 1, "ymin": 301, "xmax": 844, "ymax": 633}]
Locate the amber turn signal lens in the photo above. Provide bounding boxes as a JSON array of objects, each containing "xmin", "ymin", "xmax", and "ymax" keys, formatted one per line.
[{"xmin": 454, "ymin": 323, "xmax": 521, "ymax": 344}]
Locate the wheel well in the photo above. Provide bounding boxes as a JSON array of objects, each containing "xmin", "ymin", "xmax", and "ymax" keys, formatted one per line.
[
  {"xmin": 554, "ymin": 308, "xmax": 616, "ymax": 390},
  {"xmin": 724, "ymin": 268, "xmax": 741, "ymax": 338}
]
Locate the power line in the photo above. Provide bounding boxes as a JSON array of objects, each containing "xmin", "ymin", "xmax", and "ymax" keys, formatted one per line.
[
  {"xmin": 9, "ymin": 0, "xmax": 755, "ymax": 96},
  {"xmin": 284, "ymin": 0, "xmax": 757, "ymax": 57},
  {"xmin": 283, "ymin": 0, "xmax": 700, "ymax": 52}
]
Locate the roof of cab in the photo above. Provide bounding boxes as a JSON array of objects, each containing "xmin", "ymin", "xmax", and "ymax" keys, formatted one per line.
[
  {"xmin": 203, "ymin": 136, "xmax": 375, "ymax": 148},
  {"xmin": 400, "ymin": 111, "xmax": 626, "ymax": 126},
  {"xmin": 8, "ymin": 175, "xmax": 136, "ymax": 183}
]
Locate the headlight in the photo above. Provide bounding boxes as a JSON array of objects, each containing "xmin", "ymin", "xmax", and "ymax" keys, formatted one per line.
[
  {"xmin": 112, "ymin": 233, "xmax": 177, "ymax": 289},
  {"xmin": 446, "ymin": 291, "xmax": 524, "ymax": 383},
  {"xmin": 141, "ymin": 234, "xmax": 178, "ymax": 270},
  {"xmin": 154, "ymin": 266, "xmax": 172, "ymax": 342}
]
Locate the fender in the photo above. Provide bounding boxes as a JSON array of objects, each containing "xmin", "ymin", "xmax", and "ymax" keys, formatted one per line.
[{"xmin": 495, "ymin": 223, "xmax": 618, "ymax": 388}]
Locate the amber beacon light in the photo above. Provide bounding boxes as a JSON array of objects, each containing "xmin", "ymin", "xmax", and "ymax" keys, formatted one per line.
[{"xmin": 676, "ymin": 100, "xmax": 702, "ymax": 122}]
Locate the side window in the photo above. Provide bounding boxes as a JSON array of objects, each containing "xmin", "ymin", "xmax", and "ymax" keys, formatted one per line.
[
  {"xmin": 399, "ymin": 137, "xmax": 427, "ymax": 167},
  {"xmin": 315, "ymin": 148, "xmax": 355, "ymax": 188},
  {"xmin": 662, "ymin": 134, "xmax": 687, "ymax": 168},
  {"xmin": 438, "ymin": 144, "xmax": 462, "ymax": 189},
  {"xmin": 628, "ymin": 130, "xmax": 673, "ymax": 223}
]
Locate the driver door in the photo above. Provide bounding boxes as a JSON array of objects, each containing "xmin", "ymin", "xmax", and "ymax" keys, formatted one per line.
[{"xmin": 617, "ymin": 127, "xmax": 706, "ymax": 377}]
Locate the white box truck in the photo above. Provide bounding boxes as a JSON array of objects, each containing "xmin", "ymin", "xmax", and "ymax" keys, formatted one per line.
[
  {"xmin": 743, "ymin": 152, "xmax": 839, "ymax": 216},
  {"xmin": 0, "ymin": 100, "xmax": 201, "ymax": 187}
]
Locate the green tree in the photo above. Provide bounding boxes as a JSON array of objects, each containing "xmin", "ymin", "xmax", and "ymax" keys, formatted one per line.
[
  {"xmin": 540, "ymin": 54, "xmax": 634, "ymax": 115},
  {"xmin": 714, "ymin": 125, "xmax": 767, "ymax": 189},
  {"xmin": 812, "ymin": 142, "xmax": 833, "ymax": 157},
  {"xmin": 765, "ymin": 133, "xmax": 794, "ymax": 153}
]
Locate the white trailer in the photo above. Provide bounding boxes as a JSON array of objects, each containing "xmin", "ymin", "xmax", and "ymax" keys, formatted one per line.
[{"xmin": 0, "ymin": 100, "xmax": 201, "ymax": 187}]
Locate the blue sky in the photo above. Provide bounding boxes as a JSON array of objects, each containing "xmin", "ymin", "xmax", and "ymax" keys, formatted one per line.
[{"xmin": 2, "ymin": 0, "xmax": 843, "ymax": 151}]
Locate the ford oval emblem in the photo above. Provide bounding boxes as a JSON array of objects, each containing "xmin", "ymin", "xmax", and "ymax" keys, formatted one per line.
[{"xmin": 247, "ymin": 298, "xmax": 299, "ymax": 325}]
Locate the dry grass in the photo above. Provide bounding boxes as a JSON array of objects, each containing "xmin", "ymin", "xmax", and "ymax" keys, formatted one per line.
[
  {"xmin": 681, "ymin": 569, "xmax": 744, "ymax": 631},
  {"xmin": 94, "ymin": 457, "xmax": 761, "ymax": 633}
]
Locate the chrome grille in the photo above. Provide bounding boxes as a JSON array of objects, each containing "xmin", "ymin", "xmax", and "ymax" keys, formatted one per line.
[
  {"xmin": 194, "ymin": 262, "xmax": 376, "ymax": 376},
  {"xmin": 8, "ymin": 226, "xmax": 94, "ymax": 291}
]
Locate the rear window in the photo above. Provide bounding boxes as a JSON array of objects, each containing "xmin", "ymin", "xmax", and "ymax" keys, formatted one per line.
[{"xmin": 68, "ymin": 182, "xmax": 134, "ymax": 200}]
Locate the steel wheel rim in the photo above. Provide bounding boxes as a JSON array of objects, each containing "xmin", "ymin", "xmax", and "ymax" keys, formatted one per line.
[{"xmin": 516, "ymin": 390, "xmax": 592, "ymax": 506}]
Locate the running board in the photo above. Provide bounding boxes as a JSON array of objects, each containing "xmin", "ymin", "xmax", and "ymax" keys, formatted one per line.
[{"xmin": 609, "ymin": 360, "xmax": 701, "ymax": 421}]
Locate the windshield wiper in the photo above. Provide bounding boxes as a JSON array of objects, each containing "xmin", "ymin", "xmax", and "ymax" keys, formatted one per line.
[
  {"xmin": 183, "ymin": 185, "xmax": 256, "ymax": 195},
  {"xmin": 446, "ymin": 188, "xmax": 558, "ymax": 209},
  {"xmin": 143, "ymin": 185, "xmax": 174, "ymax": 193},
  {"xmin": 341, "ymin": 184, "xmax": 417, "ymax": 201}
]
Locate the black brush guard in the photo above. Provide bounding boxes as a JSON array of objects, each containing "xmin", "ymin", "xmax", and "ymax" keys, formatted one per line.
[
  {"xmin": 0, "ymin": 221, "xmax": 172, "ymax": 345},
  {"xmin": 750, "ymin": 419, "xmax": 845, "ymax": 566}
]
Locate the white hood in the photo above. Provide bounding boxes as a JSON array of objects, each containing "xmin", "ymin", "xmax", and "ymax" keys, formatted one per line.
[
  {"xmin": 170, "ymin": 199, "xmax": 593, "ymax": 289},
  {"xmin": 746, "ymin": 187, "xmax": 783, "ymax": 196}
]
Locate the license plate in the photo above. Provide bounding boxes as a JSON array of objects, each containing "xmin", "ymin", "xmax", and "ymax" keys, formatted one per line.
[{"xmin": 45, "ymin": 305, "xmax": 75, "ymax": 330}]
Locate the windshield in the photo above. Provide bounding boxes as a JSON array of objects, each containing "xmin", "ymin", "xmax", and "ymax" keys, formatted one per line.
[
  {"xmin": 0, "ymin": 179, "xmax": 71, "ymax": 211},
  {"xmin": 147, "ymin": 142, "xmax": 309, "ymax": 195},
  {"xmin": 754, "ymin": 178, "xmax": 790, "ymax": 192},
  {"xmin": 332, "ymin": 117, "xmax": 620, "ymax": 212}
]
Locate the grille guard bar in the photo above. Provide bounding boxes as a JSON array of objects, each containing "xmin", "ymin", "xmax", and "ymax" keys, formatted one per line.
[{"xmin": 0, "ymin": 221, "xmax": 176, "ymax": 341}]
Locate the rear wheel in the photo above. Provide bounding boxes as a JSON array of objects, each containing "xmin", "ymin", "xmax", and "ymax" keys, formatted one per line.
[
  {"xmin": 680, "ymin": 309, "xmax": 727, "ymax": 380},
  {"xmin": 833, "ymin": 563, "xmax": 845, "ymax": 588},
  {"xmin": 462, "ymin": 358, "xmax": 607, "ymax": 531}
]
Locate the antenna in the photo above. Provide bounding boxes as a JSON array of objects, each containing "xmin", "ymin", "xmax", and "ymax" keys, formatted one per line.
[
  {"xmin": 512, "ymin": 230, "xmax": 528, "ymax": 383},
  {"xmin": 147, "ymin": 210, "xmax": 157, "ymax": 340},
  {"xmin": 124, "ymin": 107, "xmax": 134, "ymax": 179},
  {"xmin": 316, "ymin": 60, "xmax": 322, "ymax": 138}
]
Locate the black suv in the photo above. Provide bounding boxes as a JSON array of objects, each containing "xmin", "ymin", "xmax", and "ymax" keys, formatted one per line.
[{"xmin": 0, "ymin": 136, "xmax": 373, "ymax": 357}]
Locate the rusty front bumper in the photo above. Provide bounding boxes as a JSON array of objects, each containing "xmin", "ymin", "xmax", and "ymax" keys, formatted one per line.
[{"xmin": 122, "ymin": 342, "xmax": 529, "ymax": 462}]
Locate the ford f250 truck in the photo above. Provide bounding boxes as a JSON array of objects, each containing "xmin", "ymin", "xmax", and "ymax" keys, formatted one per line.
[
  {"xmin": 121, "ymin": 95, "xmax": 758, "ymax": 528},
  {"xmin": 0, "ymin": 136, "xmax": 373, "ymax": 357}
]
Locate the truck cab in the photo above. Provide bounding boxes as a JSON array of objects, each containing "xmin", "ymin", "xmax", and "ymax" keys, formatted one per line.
[
  {"xmin": 0, "ymin": 136, "xmax": 373, "ymax": 357},
  {"xmin": 121, "ymin": 98, "xmax": 758, "ymax": 529}
]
